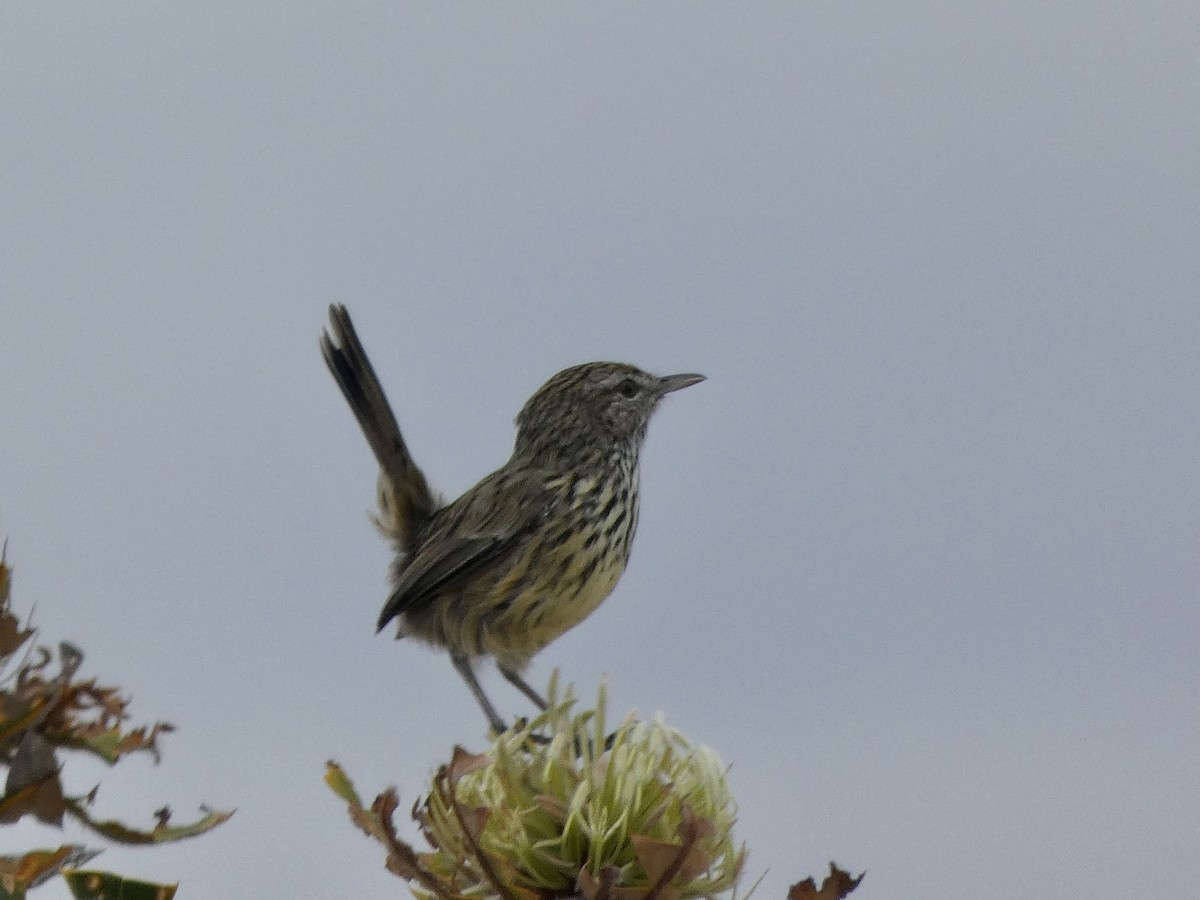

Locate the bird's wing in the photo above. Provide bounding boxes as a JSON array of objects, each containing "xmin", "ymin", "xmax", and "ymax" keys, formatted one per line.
[{"xmin": 376, "ymin": 468, "xmax": 552, "ymax": 632}]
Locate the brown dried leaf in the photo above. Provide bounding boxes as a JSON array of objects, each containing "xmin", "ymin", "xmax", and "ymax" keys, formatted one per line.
[
  {"xmin": 325, "ymin": 761, "xmax": 463, "ymax": 898},
  {"xmin": 343, "ymin": 782, "xmax": 397, "ymax": 843},
  {"xmin": 0, "ymin": 774, "xmax": 67, "ymax": 826},
  {"xmin": 382, "ymin": 851, "xmax": 425, "ymax": 883},
  {"xmin": 0, "ymin": 697, "xmax": 46, "ymax": 752},
  {"xmin": 630, "ymin": 834, "xmax": 712, "ymax": 885},
  {"xmin": 447, "ymin": 745, "xmax": 490, "ymax": 782},
  {"xmin": 18, "ymin": 646, "xmax": 52, "ymax": 685},
  {"xmin": 637, "ymin": 806, "xmax": 704, "ymax": 900},
  {"xmin": 460, "ymin": 804, "xmax": 490, "ymax": 841},
  {"xmin": 7, "ymin": 670, "xmax": 176, "ymax": 766},
  {"xmin": 576, "ymin": 863, "xmax": 621, "ymax": 900},
  {"xmin": 787, "ymin": 863, "xmax": 865, "ymax": 900},
  {"xmin": 0, "ymin": 607, "xmax": 34, "ymax": 660},
  {"xmin": 372, "ymin": 788, "xmax": 399, "ymax": 828},
  {"xmin": 0, "ymin": 845, "xmax": 71, "ymax": 893}
]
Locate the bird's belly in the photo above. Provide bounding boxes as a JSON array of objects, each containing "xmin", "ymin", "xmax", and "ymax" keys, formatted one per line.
[
  {"xmin": 480, "ymin": 521, "xmax": 634, "ymax": 664},
  {"xmin": 542, "ymin": 541, "xmax": 627, "ymax": 628}
]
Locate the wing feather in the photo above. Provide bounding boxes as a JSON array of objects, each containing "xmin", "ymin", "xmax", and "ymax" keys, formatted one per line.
[{"xmin": 376, "ymin": 468, "xmax": 551, "ymax": 631}]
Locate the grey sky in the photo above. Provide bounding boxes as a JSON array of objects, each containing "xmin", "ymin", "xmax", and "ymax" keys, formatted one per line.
[{"xmin": 2, "ymin": 3, "xmax": 1198, "ymax": 898}]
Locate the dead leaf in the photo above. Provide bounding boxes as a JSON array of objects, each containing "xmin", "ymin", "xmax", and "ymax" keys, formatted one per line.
[
  {"xmin": 576, "ymin": 863, "xmax": 621, "ymax": 900},
  {"xmin": 636, "ymin": 806, "xmax": 705, "ymax": 900},
  {"xmin": 630, "ymin": 834, "xmax": 712, "ymax": 885},
  {"xmin": 0, "ymin": 774, "xmax": 67, "ymax": 827},
  {"xmin": 0, "ymin": 608, "xmax": 34, "ymax": 660},
  {"xmin": 448, "ymin": 745, "xmax": 490, "ymax": 782},
  {"xmin": 787, "ymin": 863, "xmax": 865, "ymax": 900}
]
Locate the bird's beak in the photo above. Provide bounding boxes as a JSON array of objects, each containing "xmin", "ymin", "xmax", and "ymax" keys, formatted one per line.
[{"xmin": 656, "ymin": 373, "xmax": 706, "ymax": 395}]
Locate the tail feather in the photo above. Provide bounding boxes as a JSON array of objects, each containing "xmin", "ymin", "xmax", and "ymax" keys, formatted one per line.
[{"xmin": 320, "ymin": 304, "xmax": 438, "ymax": 555}]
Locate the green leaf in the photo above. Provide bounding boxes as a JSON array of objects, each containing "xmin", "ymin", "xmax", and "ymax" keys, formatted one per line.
[
  {"xmin": 323, "ymin": 761, "xmax": 361, "ymax": 805},
  {"xmin": 62, "ymin": 869, "xmax": 177, "ymax": 900},
  {"xmin": 65, "ymin": 800, "xmax": 233, "ymax": 845}
]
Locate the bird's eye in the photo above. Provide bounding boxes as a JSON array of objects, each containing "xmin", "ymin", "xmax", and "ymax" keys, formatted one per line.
[{"xmin": 617, "ymin": 378, "xmax": 640, "ymax": 399}]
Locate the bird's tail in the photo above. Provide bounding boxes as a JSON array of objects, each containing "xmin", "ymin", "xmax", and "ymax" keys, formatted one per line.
[{"xmin": 320, "ymin": 304, "xmax": 438, "ymax": 556}]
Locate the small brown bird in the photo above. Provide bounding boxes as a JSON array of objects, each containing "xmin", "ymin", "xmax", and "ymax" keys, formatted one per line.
[{"xmin": 320, "ymin": 304, "xmax": 704, "ymax": 732}]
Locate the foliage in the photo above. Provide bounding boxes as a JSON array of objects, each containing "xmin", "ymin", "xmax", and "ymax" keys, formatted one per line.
[
  {"xmin": 329, "ymin": 676, "xmax": 860, "ymax": 900},
  {"xmin": 786, "ymin": 865, "xmax": 863, "ymax": 900},
  {"xmin": 0, "ymin": 545, "xmax": 231, "ymax": 896},
  {"xmin": 61, "ymin": 868, "xmax": 178, "ymax": 900}
]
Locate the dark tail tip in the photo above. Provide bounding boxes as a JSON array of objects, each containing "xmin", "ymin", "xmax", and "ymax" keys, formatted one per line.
[{"xmin": 375, "ymin": 608, "xmax": 393, "ymax": 634}]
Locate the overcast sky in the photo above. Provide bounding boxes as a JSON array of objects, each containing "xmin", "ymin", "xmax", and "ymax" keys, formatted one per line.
[{"xmin": 2, "ymin": 4, "xmax": 1198, "ymax": 899}]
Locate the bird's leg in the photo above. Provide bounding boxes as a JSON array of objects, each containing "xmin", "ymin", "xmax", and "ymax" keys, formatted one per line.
[
  {"xmin": 451, "ymin": 654, "xmax": 508, "ymax": 734},
  {"xmin": 498, "ymin": 664, "xmax": 548, "ymax": 711},
  {"xmin": 497, "ymin": 665, "xmax": 620, "ymax": 756}
]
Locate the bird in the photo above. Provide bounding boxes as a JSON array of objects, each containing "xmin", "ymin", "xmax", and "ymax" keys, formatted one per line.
[{"xmin": 320, "ymin": 304, "xmax": 704, "ymax": 733}]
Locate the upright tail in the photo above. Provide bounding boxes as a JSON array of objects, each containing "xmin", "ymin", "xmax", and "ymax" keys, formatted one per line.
[{"xmin": 320, "ymin": 304, "xmax": 438, "ymax": 556}]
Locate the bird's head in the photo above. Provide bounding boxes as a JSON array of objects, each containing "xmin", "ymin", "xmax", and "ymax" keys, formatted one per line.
[{"xmin": 514, "ymin": 362, "xmax": 704, "ymax": 464}]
